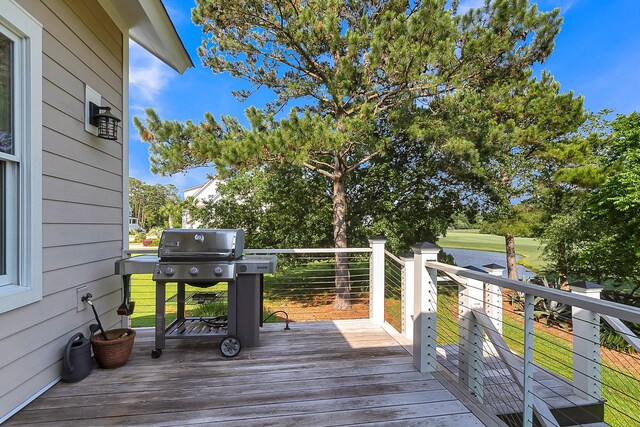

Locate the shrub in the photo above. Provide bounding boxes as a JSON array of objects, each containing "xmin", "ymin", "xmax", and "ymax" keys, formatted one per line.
[{"xmin": 600, "ymin": 290, "xmax": 640, "ymax": 353}]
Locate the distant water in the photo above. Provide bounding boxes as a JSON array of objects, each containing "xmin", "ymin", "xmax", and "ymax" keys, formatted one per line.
[{"xmin": 442, "ymin": 248, "xmax": 536, "ymax": 279}]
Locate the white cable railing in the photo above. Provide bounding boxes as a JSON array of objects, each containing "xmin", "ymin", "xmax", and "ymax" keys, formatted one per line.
[
  {"xmin": 383, "ymin": 250, "xmax": 404, "ymax": 333},
  {"xmin": 421, "ymin": 259, "xmax": 640, "ymax": 427},
  {"xmin": 124, "ymin": 246, "xmax": 373, "ymax": 326},
  {"xmin": 123, "ymin": 239, "xmax": 640, "ymax": 426}
]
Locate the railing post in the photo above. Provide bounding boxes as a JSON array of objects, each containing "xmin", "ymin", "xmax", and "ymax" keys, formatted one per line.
[
  {"xmin": 369, "ymin": 237, "xmax": 386, "ymax": 325},
  {"xmin": 401, "ymin": 254, "xmax": 414, "ymax": 341},
  {"xmin": 459, "ymin": 266, "xmax": 486, "ymax": 402},
  {"xmin": 570, "ymin": 281, "xmax": 604, "ymax": 400},
  {"xmin": 523, "ymin": 293, "xmax": 535, "ymax": 427},
  {"xmin": 412, "ymin": 242, "xmax": 440, "ymax": 373},
  {"xmin": 483, "ymin": 263, "xmax": 504, "ymax": 335}
]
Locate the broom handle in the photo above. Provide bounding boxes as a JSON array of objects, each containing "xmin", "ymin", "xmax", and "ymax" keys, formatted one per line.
[
  {"xmin": 90, "ymin": 303, "xmax": 109, "ymax": 341},
  {"xmin": 83, "ymin": 294, "xmax": 109, "ymax": 340}
]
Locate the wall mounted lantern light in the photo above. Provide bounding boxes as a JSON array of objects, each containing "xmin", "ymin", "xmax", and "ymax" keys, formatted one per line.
[{"xmin": 89, "ymin": 102, "xmax": 121, "ymax": 140}]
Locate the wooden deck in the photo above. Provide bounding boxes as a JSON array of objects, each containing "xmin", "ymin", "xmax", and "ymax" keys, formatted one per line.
[{"xmin": 6, "ymin": 320, "xmax": 496, "ymax": 426}]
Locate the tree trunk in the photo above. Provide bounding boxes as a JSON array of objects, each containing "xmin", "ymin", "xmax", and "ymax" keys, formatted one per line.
[
  {"xmin": 332, "ymin": 174, "xmax": 351, "ymax": 310},
  {"xmin": 557, "ymin": 241, "xmax": 568, "ymax": 287},
  {"xmin": 505, "ymin": 233, "xmax": 518, "ymax": 280}
]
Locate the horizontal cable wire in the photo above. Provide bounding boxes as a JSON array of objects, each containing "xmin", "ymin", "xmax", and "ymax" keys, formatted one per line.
[
  {"xmin": 384, "ymin": 255, "xmax": 404, "ymax": 332},
  {"xmin": 438, "ymin": 266, "xmax": 640, "ymax": 427}
]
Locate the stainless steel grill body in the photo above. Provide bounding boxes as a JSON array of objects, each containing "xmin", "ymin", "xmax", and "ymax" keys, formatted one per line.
[
  {"xmin": 144, "ymin": 228, "xmax": 275, "ymax": 358},
  {"xmin": 158, "ymin": 228, "xmax": 244, "ymax": 260},
  {"xmin": 153, "ymin": 228, "xmax": 243, "ymax": 285},
  {"xmin": 153, "ymin": 261, "xmax": 236, "ymax": 283}
]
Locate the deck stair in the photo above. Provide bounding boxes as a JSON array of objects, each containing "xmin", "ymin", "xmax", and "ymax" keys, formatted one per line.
[{"xmin": 437, "ymin": 344, "xmax": 606, "ymax": 427}]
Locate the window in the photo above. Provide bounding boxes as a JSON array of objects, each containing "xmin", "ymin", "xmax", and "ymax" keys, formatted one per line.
[
  {"xmin": 0, "ymin": 1, "xmax": 42, "ymax": 313},
  {"xmin": 1, "ymin": 31, "xmax": 16, "ymax": 287}
]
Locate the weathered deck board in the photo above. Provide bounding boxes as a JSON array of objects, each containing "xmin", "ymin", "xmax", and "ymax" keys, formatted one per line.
[{"xmin": 6, "ymin": 320, "xmax": 494, "ymax": 426}]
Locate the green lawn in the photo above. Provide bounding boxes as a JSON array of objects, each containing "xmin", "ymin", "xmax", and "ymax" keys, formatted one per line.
[
  {"xmin": 437, "ymin": 229, "xmax": 546, "ymax": 272},
  {"xmin": 129, "ymin": 257, "xmax": 371, "ymax": 327}
]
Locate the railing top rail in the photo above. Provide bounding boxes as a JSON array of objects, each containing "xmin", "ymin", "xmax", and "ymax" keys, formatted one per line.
[
  {"xmin": 125, "ymin": 247, "xmax": 373, "ymax": 256},
  {"xmin": 426, "ymin": 261, "xmax": 640, "ymax": 324},
  {"xmin": 384, "ymin": 250, "xmax": 404, "ymax": 265},
  {"xmin": 244, "ymin": 248, "xmax": 373, "ymax": 254}
]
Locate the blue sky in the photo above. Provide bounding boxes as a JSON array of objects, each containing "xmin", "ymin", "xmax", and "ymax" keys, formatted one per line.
[{"xmin": 128, "ymin": 0, "xmax": 640, "ymax": 194}]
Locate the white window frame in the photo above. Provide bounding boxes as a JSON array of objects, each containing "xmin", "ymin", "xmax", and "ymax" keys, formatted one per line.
[{"xmin": 0, "ymin": 0, "xmax": 42, "ymax": 314}]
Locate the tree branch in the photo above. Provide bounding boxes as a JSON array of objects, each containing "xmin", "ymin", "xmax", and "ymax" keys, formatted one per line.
[
  {"xmin": 346, "ymin": 149, "xmax": 383, "ymax": 174},
  {"xmin": 302, "ymin": 161, "xmax": 336, "ymax": 179}
]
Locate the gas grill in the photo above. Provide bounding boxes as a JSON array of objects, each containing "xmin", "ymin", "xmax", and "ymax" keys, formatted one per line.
[
  {"xmin": 116, "ymin": 229, "xmax": 276, "ymax": 358},
  {"xmin": 153, "ymin": 228, "xmax": 244, "ymax": 285}
]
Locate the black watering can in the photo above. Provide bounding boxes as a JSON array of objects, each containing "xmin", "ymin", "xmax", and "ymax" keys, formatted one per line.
[{"xmin": 61, "ymin": 333, "xmax": 92, "ymax": 383}]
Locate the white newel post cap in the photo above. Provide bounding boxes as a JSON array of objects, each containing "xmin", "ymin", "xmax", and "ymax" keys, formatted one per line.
[
  {"xmin": 569, "ymin": 280, "xmax": 604, "ymax": 296},
  {"xmin": 483, "ymin": 263, "xmax": 505, "ymax": 276},
  {"xmin": 464, "ymin": 265, "xmax": 487, "ymax": 273},
  {"xmin": 411, "ymin": 242, "xmax": 441, "ymax": 257},
  {"xmin": 368, "ymin": 236, "xmax": 387, "ymax": 245},
  {"xmin": 401, "ymin": 253, "xmax": 415, "ymax": 262}
]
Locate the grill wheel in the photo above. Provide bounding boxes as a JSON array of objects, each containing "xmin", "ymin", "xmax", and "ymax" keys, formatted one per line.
[{"xmin": 220, "ymin": 336, "xmax": 241, "ymax": 357}]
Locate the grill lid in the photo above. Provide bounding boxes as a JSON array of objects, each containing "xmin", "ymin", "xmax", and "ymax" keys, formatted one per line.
[{"xmin": 158, "ymin": 229, "xmax": 245, "ymax": 260}]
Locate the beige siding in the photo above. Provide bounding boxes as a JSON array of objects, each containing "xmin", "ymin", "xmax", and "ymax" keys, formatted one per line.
[{"xmin": 1, "ymin": 0, "xmax": 124, "ymax": 420}]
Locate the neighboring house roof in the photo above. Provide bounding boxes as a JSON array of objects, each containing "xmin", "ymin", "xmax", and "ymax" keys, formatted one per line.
[
  {"xmin": 183, "ymin": 180, "xmax": 220, "ymax": 228},
  {"xmin": 98, "ymin": 0, "xmax": 194, "ymax": 73},
  {"xmin": 184, "ymin": 179, "xmax": 220, "ymax": 202}
]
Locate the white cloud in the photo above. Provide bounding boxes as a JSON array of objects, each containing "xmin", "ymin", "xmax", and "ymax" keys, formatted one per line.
[
  {"xmin": 556, "ymin": 1, "xmax": 576, "ymax": 13},
  {"xmin": 129, "ymin": 40, "xmax": 175, "ymax": 104}
]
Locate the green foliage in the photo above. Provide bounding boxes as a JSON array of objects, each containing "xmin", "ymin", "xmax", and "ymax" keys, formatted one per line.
[
  {"xmin": 190, "ymin": 300, "xmax": 228, "ymax": 318},
  {"xmin": 479, "ymin": 204, "xmax": 543, "ymax": 238},
  {"xmin": 450, "ymin": 212, "xmax": 482, "ymax": 230},
  {"xmin": 147, "ymin": 227, "xmax": 165, "ymax": 238},
  {"xmin": 600, "ymin": 289, "xmax": 640, "ymax": 353},
  {"xmin": 129, "ymin": 230, "xmax": 146, "ymax": 242},
  {"xmin": 135, "ymin": 0, "xmax": 567, "ymax": 254},
  {"xmin": 508, "ymin": 277, "xmax": 572, "ymax": 329},
  {"xmin": 532, "ymin": 277, "xmax": 572, "ymax": 329},
  {"xmin": 540, "ymin": 112, "xmax": 640, "ymax": 292},
  {"xmin": 600, "ymin": 327, "xmax": 637, "ymax": 354},
  {"xmin": 429, "ymin": 68, "xmax": 586, "ymax": 277},
  {"xmin": 129, "ymin": 177, "xmax": 181, "ymax": 229},
  {"xmin": 186, "ymin": 165, "xmax": 334, "ymax": 249},
  {"xmin": 347, "ymin": 127, "xmax": 486, "ymax": 253}
]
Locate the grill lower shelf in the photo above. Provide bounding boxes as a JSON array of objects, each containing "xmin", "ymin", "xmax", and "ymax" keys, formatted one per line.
[
  {"xmin": 165, "ymin": 317, "xmax": 228, "ymax": 338},
  {"xmin": 166, "ymin": 291, "xmax": 226, "ymax": 305}
]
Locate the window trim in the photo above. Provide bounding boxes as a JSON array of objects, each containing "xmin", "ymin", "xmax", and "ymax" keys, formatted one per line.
[{"xmin": 0, "ymin": 0, "xmax": 42, "ymax": 314}]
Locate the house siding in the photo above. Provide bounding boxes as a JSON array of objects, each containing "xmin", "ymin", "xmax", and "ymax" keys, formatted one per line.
[{"xmin": 0, "ymin": 0, "xmax": 124, "ymax": 420}]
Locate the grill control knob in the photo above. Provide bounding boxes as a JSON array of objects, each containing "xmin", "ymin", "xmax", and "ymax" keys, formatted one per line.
[
  {"xmin": 164, "ymin": 267, "xmax": 175, "ymax": 277},
  {"xmin": 189, "ymin": 267, "xmax": 199, "ymax": 277},
  {"xmin": 214, "ymin": 267, "xmax": 224, "ymax": 277}
]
